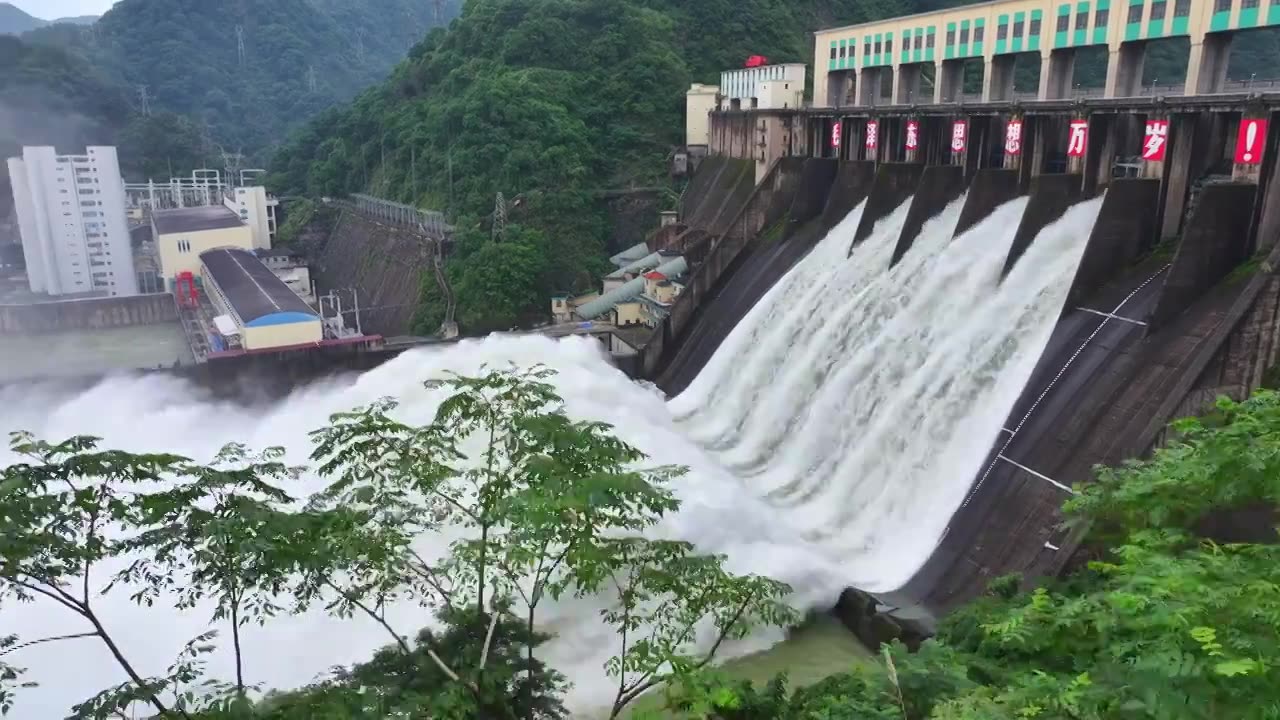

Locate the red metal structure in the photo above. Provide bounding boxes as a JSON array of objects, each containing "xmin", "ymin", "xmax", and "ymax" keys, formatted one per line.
[
  {"xmin": 174, "ymin": 271, "xmax": 199, "ymax": 309},
  {"xmin": 744, "ymin": 55, "xmax": 769, "ymax": 67}
]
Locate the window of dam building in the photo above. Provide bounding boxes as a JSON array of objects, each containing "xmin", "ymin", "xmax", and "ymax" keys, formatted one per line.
[{"xmin": 0, "ymin": 324, "xmax": 195, "ymax": 383}]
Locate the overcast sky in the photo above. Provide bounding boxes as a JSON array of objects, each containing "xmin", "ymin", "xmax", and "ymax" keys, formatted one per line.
[{"xmin": 11, "ymin": 0, "xmax": 117, "ymax": 20}]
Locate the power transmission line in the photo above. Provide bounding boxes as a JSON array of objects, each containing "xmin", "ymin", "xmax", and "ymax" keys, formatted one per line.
[
  {"xmin": 136, "ymin": 85, "xmax": 151, "ymax": 117},
  {"xmin": 235, "ymin": 25, "xmax": 246, "ymax": 67}
]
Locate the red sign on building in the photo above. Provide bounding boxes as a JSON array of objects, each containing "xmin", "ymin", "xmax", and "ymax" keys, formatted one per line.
[
  {"xmin": 905, "ymin": 120, "xmax": 920, "ymax": 151},
  {"xmin": 1004, "ymin": 120, "xmax": 1023, "ymax": 156},
  {"xmin": 866, "ymin": 120, "xmax": 879, "ymax": 151},
  {"xmin": 951, "ymin": 120, "xmax": 967, "ymax": 153},
  {"xmin": 831, "ymin": 122, "xmax": 842, "ymax": 150},
  {"xmin": 1067, "ymin": 119, "xmax": 1089, "ymax": 158},
  {"xmin": 1142, "ymin": 119, "xmax": 1169, "ymax": 161},
  {"xmin": 1235, "ymin": 118, "xmax": 1268, "ymax": 165}
]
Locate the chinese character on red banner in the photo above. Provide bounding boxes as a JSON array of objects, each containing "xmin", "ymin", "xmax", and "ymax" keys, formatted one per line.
[
  {"xmin": 1067, "ymin": 119, "xmax": 1088, "ymax": 158},
  {"xmin": 1142, "ymin": 119, "xmax": 1169, "ymax": 161},
  {"xmin": 866, "ymin": 120, "xmax": 879, "ymax": 151},
  {"xmin": 905, "ymin": 120, "xmax": 920, "ymax": 151},
  {"xmin": 1235, "ymin": 118, "xmax": 1268, "ymax": 165},
  {"xmin": 831, "ymin": 122, "xmax": 842, "ymax": 149},
  {"xmin": 951, "ymin": 120, "xmax": 967, "ymax": 153},
  {"xmin": 1004, "ymin": 120, "xmax": 1023, "ymax": 156}
]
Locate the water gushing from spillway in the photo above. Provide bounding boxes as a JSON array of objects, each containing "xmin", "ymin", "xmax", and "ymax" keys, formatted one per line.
[{"xmin": 0, "ymin": 193, "xmax": 1102, "ymax": 717}]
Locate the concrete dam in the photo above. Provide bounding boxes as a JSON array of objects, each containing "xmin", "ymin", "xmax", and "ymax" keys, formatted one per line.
[
  {"xmin": 8, "ymin": 94, "xmax": 1280, "ymax": 720},
  {"xmin": 641, "ymin": 93, "xmax": 1280, "ymax": 642}
]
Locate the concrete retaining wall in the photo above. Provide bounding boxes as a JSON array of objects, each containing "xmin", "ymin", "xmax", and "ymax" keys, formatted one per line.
[
  {"xmin": 892, "ymin": 165, "xmax": 966, "ymax": 266},
  {"xmin": 1151, "ymin": 183, "xmax": 1258, "ymax": 331},
  {"xmin": 637, "ymin": 158, "xmax": 805, "ymax": 378},
  {"xmin": 318, "ymin": 210, "xmax": 433, "ymax": 336},
  {"xmin": 786, "ymin": 158, "xmax": 840, "ymax": 235},
  {"xmin": 1001, "ymin": 174, "xmax": 1083, "ymax": 277},
  {"xmin": 955, "ymin": 168, "xmax": 1021, "ymax": 238},
  {"xmin": 851, "ymin": 163, "xmax": 926, "ymax": 249},
  {"xmin": 1064, "ymin": 179, "xmax": 1161, "ymax": 310},
  {"xmin": 820, "ymin": 161, "xmax": 877, "ymax": 231},
  {"xmin": 0, "ymin": 293, "xmax": 177, "ymax": 335}
]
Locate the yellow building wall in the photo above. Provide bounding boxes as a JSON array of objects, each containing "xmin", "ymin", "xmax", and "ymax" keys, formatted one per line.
[
  {"xmin": 242, "ymin": 320, "xmax": 323, "ymax": 351},
  {"xmin": 812, "ymin": 0, "xmax": 1228, "ymax": 107},
  {"xmin": 614, "ymin": 302, "xmax": 645, "ymax": 326},
  {"xmin": 157, "ymin": 226, "xmax": 254, "ymax": 280},
  {"xmin": 686, "ymin": 84, "xmax": 720, "ymax": 146}
]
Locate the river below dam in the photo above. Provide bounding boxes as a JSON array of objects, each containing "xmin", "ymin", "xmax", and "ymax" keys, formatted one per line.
[{"xmin": 0, "ymin": 194, "xmax": 1103, "ymax": 717}]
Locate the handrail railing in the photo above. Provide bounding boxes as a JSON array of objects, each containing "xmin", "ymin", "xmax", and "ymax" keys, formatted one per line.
[{"xmin": 348, "ymin": 193, "xmax": 453, "ymax": 238}]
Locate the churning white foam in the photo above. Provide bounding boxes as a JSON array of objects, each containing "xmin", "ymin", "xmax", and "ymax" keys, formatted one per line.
[{"xmin": 0, "ymin": 194, "xmax": 1102, "ymax": 717}]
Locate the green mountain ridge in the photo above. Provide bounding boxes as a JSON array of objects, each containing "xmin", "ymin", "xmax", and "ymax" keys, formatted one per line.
[
  {"xmin": 0, "ymin": 3, "xmax": 45, "ymax": 34},
  {"xmin": 0, "ymin": 3, "xmax": 98, "ymax": 34},
  {"xmin": 19, "ymin": 0, "xmax": 459, "ymax": 157}
]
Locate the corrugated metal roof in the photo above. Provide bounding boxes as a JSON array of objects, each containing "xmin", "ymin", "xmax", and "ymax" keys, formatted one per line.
[
  {"xmin": 201, "ymin": 248, "xmax": 317, "ymax": 327},
  {"xmin": 577, "ymin": 257, "xmax": 688, "ymax": 320},
  {"xmin": 153, "ymin": 206, "xmax": 245, "ymax": 235}
]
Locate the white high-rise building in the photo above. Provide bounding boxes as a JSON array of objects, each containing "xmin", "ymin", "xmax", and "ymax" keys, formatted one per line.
[{"xmin": 6, "ymin": 146, "xmax": 139, "ymax": 297}]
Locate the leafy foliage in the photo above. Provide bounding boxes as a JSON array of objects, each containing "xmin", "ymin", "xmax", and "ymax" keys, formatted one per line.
[
  {"xmin": 671, "ymin": 390, "xmax": 1280, "ymax": 720},
  {"xmin": 267, "ymin": 0, "xmax": 936, "ymax": 332},
  {"xmin": 1, "ymin": 367, "xmax": 794, "ymax": 719},
  {"xmin": 23, "ymin": 0, "xmax": 458, "ymax": 159}
]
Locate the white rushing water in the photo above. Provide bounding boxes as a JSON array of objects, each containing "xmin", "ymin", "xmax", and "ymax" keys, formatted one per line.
[{"xmin": 0, "ymin": 193, "xmax": 1102, "ymax": 717}]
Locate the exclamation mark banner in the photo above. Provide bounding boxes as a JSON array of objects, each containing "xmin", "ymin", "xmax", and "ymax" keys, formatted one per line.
[{"xmin": 1234, "ymin": 118, "xmax": 1269, "ymax": 165}]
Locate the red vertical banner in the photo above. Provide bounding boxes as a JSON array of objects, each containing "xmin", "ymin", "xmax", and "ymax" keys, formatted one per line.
[
  {"xmin": 950, "ymin": 120, "xmax": 967, "ymax": 153},
  {"xmin": 1004, "ymin": 119, "xmax": 1023, "ymax": 156},
  {"xmin": 1066, "ymin": 119, "xmax": 1089, "ymax": 158},
  {"xmin": 831, "ymin": 121, "xmax": 842, "ymax": 150},
  {"xmin": 865, "ymin": 120, "xmax": 879, "ymax": 151},
  {"xmin": 1235, "ymin": 117, "xmax": 1268, "ymax": 164},
  {"xmin": 1142, "ymin": 119, "xmax": 1169, "ymax": 161},
  {"xmin": 905, "ymin": 120, "xmax": 920, "ymax": 151}
]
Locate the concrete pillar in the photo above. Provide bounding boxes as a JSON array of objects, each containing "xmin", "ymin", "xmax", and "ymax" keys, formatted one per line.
[
  {"xmin": 1083, "ymin": 114, "xmax": 1115, "ymax": 197},
  {"xmin": 1161, "ymin": 113, "xmax": 1199, "ymax": 240},
  {"xmin": 904, "ymin": 117, "xmax": 922, "ymax": 163},
  {"xmin": 896, "ymin": 64, "xmax": 923, "ymax": 105},
  {"xmin": 1185, "ymin": 34, "xmax": 1232, "ymax": 96},
  {"xmin": 1232, "ymin": 113, "xmax": 1268, "ymax": 183},
  {"xmin": 984, "ymin": 55, "xmax": 1017, "ymax": 103},
  {"xmin": 1104, "ymin": 42, "xmax": 1146, "ymax": 98},
  {"xmin": 860, "ymin": 67, "xmax": 884, "ymax": 106},
  {"xmin": 935, "ymin": 59, "xmax": 964, "ymax": 103},
  {"xmin": 1003, "ymin": 116, "xmax": 1024, "ymax": 172},
  {"xmin": 1141, "ymin": 115, "xmax": 1168, "ymax": 179},
  {"xmin": 1253, "ymin": 119, "xmax": 1280, "ymax": 253},
  {"xmin": 951, "ymin": 118, "xmax": 968, "ymax": 166},
  {"xmin": 1040, "ymin": 49, "xmax": 1076, "ymax": 100}
]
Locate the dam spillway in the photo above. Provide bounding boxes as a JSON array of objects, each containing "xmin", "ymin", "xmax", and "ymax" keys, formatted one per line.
[{"xmin": 0, "ymin": 181, "xmax": 1104, "ymax": 717}]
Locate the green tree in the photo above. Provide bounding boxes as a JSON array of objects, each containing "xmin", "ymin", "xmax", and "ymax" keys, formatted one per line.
[
  {"xmin": 0, "ymin": 367, "xmax": 798, "ymax": 719},
  {"xmin": 301, "ymin": 365, "xmax": 796, "ymax": 718}
]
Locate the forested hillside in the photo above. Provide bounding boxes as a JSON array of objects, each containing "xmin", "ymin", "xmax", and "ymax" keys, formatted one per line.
[
  {"xmin": 0, "ymin": 3, "xmax": 45, "ymax": 35},
  {"xmin": 0, "ymin": 32, "xmax": 223, "ymax": 221},
  {"xmin": 269, "ymin": 0, "xmax": 942, "ymax": 334},
  {"xmin": 21, "ymin": 0, "xmax": 459, "ymax": 157},
  {"xmin": 270, "ymin": 0, "xmax": 1280, "ymax": 335}
]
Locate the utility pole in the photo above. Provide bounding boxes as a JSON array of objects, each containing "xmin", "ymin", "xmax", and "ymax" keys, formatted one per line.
[
  {"xmin": 136, "ymin": 85, "xmax": 151, "ymax": 117},
  {"xmin": 492, "ymin": 192, "xmax": 507, "ymax": 242},
  {"xmin": 410, "ymin": 146, "xmax": 417, "ymax": 201},
  {"xmin": 235, "ymin": 25, "xmax": 246, "ymax": 67}
]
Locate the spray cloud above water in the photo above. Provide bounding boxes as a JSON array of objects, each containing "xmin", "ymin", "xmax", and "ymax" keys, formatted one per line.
[{"xmin": 0, "ymin": 194, "xmax": 1101, "ymax": 716}]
